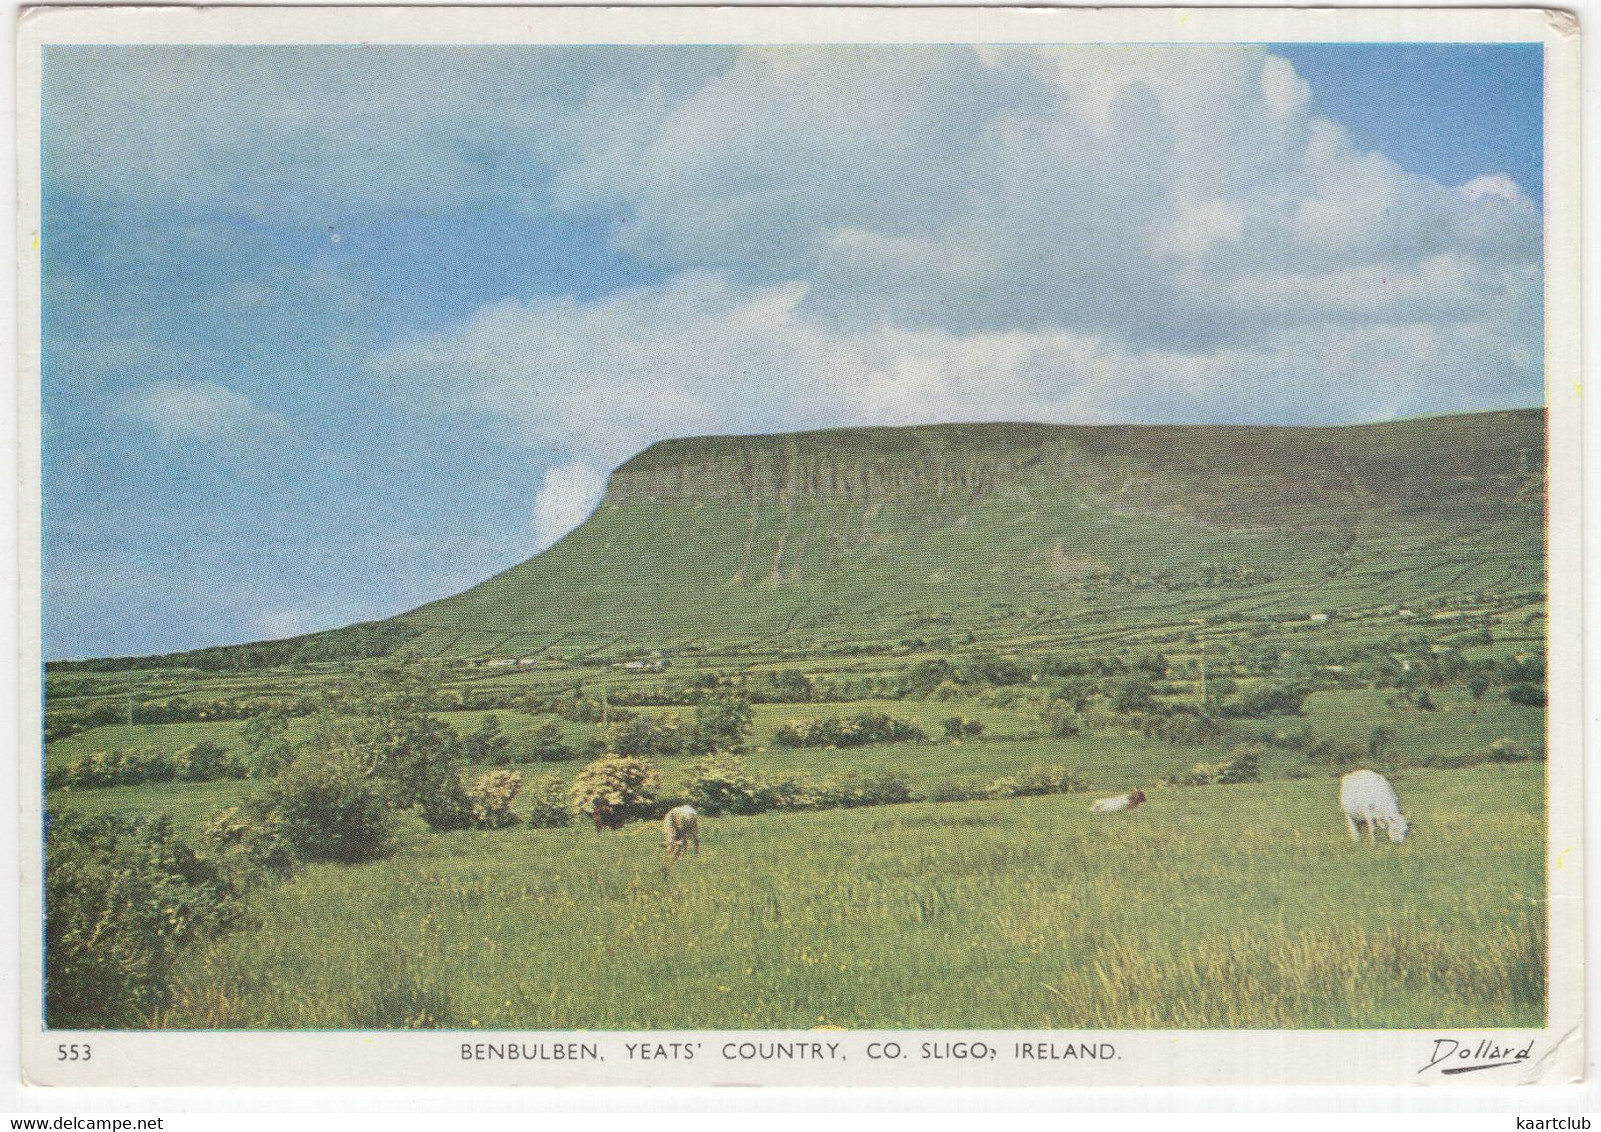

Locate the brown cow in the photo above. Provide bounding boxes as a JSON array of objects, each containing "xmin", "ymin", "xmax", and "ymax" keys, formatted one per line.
[{"xmin": 592, "ymin": 804, "xmax": 626, "ymax": 833}]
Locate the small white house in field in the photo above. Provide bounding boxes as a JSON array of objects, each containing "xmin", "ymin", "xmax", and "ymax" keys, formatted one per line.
[{"xmin": 1309, "ymin": 613, "xmax": 1329, "ymax": 623}]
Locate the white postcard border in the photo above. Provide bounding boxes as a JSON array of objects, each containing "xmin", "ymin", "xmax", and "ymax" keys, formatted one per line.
[{"xmin": 12, "ymin": 5, "xmax": 1584, "ymax": 1091}]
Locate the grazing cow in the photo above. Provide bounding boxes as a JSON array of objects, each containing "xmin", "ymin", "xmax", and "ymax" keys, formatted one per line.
[
  {"xmin": 591, "ymin": 803, "xmax": 625, "ymax": 833},
  {"xmin": 1090, "ymin": 788, "xmax": 1147, "ymax": 813},
  {"xmin": 662, "ymin": 805, "xmax": 701, "ymax": 858},
  {"xmin": 1339, "ymin": 769, "xmax": 1409, "ymax": 843}
]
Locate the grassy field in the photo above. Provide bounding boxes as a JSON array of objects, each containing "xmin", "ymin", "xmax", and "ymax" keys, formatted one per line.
[
  {"xmin": 158, "ymin": 763, "xmax": 1544, "ymax": 1030},
  {"xmin": 41, "ymin": 411, "xmax": 1550, "ymax": 1032}
]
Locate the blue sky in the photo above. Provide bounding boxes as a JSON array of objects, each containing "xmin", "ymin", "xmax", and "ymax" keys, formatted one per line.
[{"xmin": 40, "ymin": 44, "xmax": 1544, "ymax": 659}]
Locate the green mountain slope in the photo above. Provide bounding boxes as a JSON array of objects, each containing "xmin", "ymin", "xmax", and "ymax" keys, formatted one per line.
[{"xmin": 396, "ymin": 409, "xmax": 1544, "ymax": 657}]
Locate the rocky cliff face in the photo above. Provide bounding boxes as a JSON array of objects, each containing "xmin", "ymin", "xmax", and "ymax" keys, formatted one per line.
[{"xmin": 601, "ymin": 410, "xmax": 1545, "ymax": 523}]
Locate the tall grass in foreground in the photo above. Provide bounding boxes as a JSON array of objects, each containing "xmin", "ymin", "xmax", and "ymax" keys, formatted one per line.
[{"xmin": 162, "ymin": 764, "xmax": 1543, "ymax": 1030}]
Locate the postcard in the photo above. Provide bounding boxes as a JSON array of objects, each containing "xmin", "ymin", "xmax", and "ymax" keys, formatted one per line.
[{"xmin": 14, "ymin": 5, "xmax": 1582, "ymax": 1088}]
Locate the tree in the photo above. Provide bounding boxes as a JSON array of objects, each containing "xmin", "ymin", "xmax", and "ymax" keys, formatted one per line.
[
  {"xmin": 570, "ymin": 756, "xmax": 661, "ymax": 821},
  {"xmin": 942, "ymin": 717, "xmax": 965, "ymax": 741},
  {"xmin": 523, "ymin": 718, "xmax": 572, "ymax": 762},
  {"xmin": 686, "ymin": 756, "xmax": 774, "ymax": 816},
  {"xmin": 694, "ymin": 694, "xmax": 754, "ymax": 752},
  {"xmin": 900, "ymin": 658, "xmax": 956, "ymax": 698},
  {"xmin": 609, "ymin": 714, "xmax": 687, "ymax": 758},
  {"xmin": 1052, "ymin": 677, "xmax": 1098, "ymax": 714},
  {"xmin": 1111, "ymin": 676, "xmax": 1157, "ymax": 714},
  {"xmin": 1367, "ymin": 726, "xmax": 1395, "ymax": 762},
  {"xmin": 241, "ymin": 709, "xmax": 293, "ymax": 777},
  {"xmin": 251, "ymin": 749, "xmax": 396, "ymax": 863},
  {"xmin": 1467, "ymin": 673, "xmax": 1491, "ymax": 700},
  {"xmin": 298, "ymin": 705, "xmax": 471, "ymax": 831},
  {"xmin": 1042, "ymin": 702, "xmax": 1081, "ymax": 738},
  {"xmin": 1134, "ymin": 652, "xmax": 1169, "ymax": 679},
  {"xmin": 1507, "ymin": 683, "xmax": 1545, "ymax": 707},
  {"xmin": 1219, "ymin": 682, "xmax": 1308, "ymax": 718},
  {"xmin": 461, "ymin": 714, "xmax": 511, "ymax": 764},
  {"xmin": 465, "ymin": 770, "xmax": 523, "ymax": 830}
]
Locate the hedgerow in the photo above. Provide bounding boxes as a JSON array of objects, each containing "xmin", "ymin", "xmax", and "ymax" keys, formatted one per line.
[
  {"xmin": 771, "ymin": 712, "xmax": 926, "ymax": 749},
  {"xmin": 46, "ymin": 743, "xmax": 250, "ymax": 790}
]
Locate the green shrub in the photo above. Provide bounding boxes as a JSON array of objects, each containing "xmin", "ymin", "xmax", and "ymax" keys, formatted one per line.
[
  {"xmin": 771, "ymin": 713, "xmax": 926, "ymax": 749},
  {"xmin": 1042, "ymin": 703, "xmax": 1081, "ymax": 738},
  {"xmin": 1164, "ymin": 747, "xmax": 1261, "ymax": 787},
  {"xmin": 299, "ymin": 709, "xmax": 471, "ymax": 832},
  {"xmin": 1507, "ymin": 682, "xmax": 1545, "ymax": 707},
  {"xmin": 1304, "ymin": 737, "xmax": 1367, "ymax": 767},
  {"xmin": 251, "ymin": 750, "xmax": 395, "ymax": 863},
  {"xmin": 1219, "ymin": 683, "xmax": 1309, "ymax": 718},
  {"xmin": 1215, "ymin": 747, "xmax": 1261, "ymax": 784},
  {"xmin": 241, "ymin": 709, "xmax": 294, "ymax": 777},
  {"xmin": 1422, "ymin": 738, "xmax": 1546, "ymax": 770},
  {"xmin": 466, "ymin": 769, "xmax": 523, "ymax": 829},
  {"xmin": 1488, "ymin": 738, "xmax": 1543, "ymax": 763},
  {"xmin": 516, "ymin": 719, "xmax": 573, "ymax": 763},
  {"xmin": 46, "ymin": 814, "xmax": 238, "ymax": 1027},
  {"xmin": 1110, "ymin": 677, "xmax": 1157, "ymax": 714},
  {"xmin": 686, "ymin": 756, "xmax": 777, "ymax": 816},
  {"xmin": 50, "ymin": 748, "xmax": 191, "ymax": 789},
  {"xmin": 523, "ymin": 775, "xmax": 574, "ymax": 828},
  {"xmin": 985, "ymin": 766, "xmax": 1088, "ymax": 799},
  {"xmin": 1017, "ymin": 766, "xmax": 1087, "ymax": 794},
  {"xmin": 201, "ymin": 805, "xmax": 296, "ymax": 880},
  {"xmin": 1421, "ymin": 750, "xmax": 1482, "ymax": 770},
  {"xmin": 175, "ymin": 741, "xmax": 248, "ymax": 783},
  {"xmin": 461, "ymin": 715, "xmax": 512, "ymax": 764},
  {"xmin": 416, "ymin": 784, "xmax": 474, "ymax": 831},
  {"xmin": 693, "ymin": 694, "xmax": 754, "ymax": 752},
  {"xmin": 756, "ymin": 772, "xmax": 818, "ymax": 811},
  {"xmin": 811, "ymin": 771, "xmax": 915, "ymax": 809},
  {"xmin": 927, "ymin": 780, "xmax": 990, "ymax": 803},
  {"xmin": 608, "ymin": 714, "xmax": 689, "ymax": 758},
  {"xmin": 570, "ymin": 755, "xmax": 661, "ymax": 820}
]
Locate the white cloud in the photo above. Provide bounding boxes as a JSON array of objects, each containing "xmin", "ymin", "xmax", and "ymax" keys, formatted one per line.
[
  {"xmin": 120, "ymin": 380, "xmax": 291, "ymax": 445},
  {"xmin": 379, "ymin": 270, "xmax": 1541, "ymax": 484},
  {"xmin": 1260, "ymin": 54, "xmax": 1312, "ymax": 121},
  {"xmin": 44, "ymin": 46, "xmax": 735, "ymax": 222},
  {"xmin": 376, "ymin": 44, "xmax": 1540, "ymax": 470},
  {"xmin": 534, "ymin": 45, "xmax": 1539, "ymax": 353},
  {"xmin": 1460, "ymin": 172, "xmax": 1531, "ymax": 206},
  {"xmin": 67, "ymin": 44, "xmax": 1542, "ymax": 464},
  {"xmin": 532, "ymin": 461, "xmax": 608, "ymax": 550}
]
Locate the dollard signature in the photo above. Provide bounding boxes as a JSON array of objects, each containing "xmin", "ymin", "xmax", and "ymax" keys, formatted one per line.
[{"xmin": 1419, "ymin": 1038, "xmax": 1534, "ymax": 1075}]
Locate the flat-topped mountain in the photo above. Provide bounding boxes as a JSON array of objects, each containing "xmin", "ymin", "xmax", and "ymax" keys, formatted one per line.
[
  {"xmin": 54, "ymin": 408, "xmax": 1544, "ymax": 671},
  {"xmin": 399, "ymin": 408, "xmax": 1543, "ymax": 651}
]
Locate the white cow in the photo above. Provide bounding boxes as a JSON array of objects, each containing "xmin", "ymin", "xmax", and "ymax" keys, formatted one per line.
[
  {"xmin": 1090, "ymin": 788, "xmax": 1147, "ymax": 813},
  {"xmin": 662, "ymin": 805, "xmax": 701, "ymax": 859},
  {"xmin": 1339, "ymin": 769, "xmax": 1409, "ymax": 843}
]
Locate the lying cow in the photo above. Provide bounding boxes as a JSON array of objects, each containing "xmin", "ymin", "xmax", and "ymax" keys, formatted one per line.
[
  {"xmin": 1090, "ymin": 788, "xmax": 1146, "ymax": 813},
  {"xmin": 591, "ymin": 803, "xmax": 626, "ymax": 833},
  {"xmin": 662, "ymin": 804, "xmax": 701, "ymax": 858},
  {"xmin": 1339, "ymin": 769, "xmax": 1409, "ymax": 843}
]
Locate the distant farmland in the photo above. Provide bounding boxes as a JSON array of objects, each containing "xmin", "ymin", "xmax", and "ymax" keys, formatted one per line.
[{"xmin": 43, "ymin": 409, "xmax": 1548, "ymax": 1030}]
